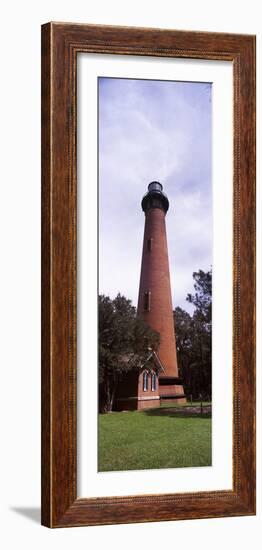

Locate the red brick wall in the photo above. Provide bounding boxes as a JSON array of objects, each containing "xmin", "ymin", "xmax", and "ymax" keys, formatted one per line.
[
  {"xmin": 137, "ymin": 207, "xmax": 179, "ymax": 377},
  {"xmin": 114, "ymin": 370, "xmax": 161, "ymax": 411},
  {"xmin": 159, "ymin": 384, "xmax": 185, "ymax": 396},
  {"xmin": 137, "ymin": 370, "xmax": 159, "ymax": 398},
  {"xmin": 137, "ymin": 398, "xmax": 160, "ymax": 410}
]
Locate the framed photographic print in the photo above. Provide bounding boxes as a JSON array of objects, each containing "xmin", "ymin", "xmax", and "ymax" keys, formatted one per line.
[{"xmin": 41, "ymin": 22, "xmax": 256, "ymax": 527}]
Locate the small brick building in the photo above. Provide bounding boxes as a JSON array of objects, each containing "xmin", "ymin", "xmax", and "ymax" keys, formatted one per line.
[
  {"xmin": 114, "ymin": 182, "xmax": 186, "ymax": 411},
  {"xmin": 114, "ymin": 350, "xmax": 164, "ymax": 411}
]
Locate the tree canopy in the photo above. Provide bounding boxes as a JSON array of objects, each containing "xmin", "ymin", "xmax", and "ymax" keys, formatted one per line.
[
  {"xmin": 175, "ymin": 268, "xmax": 212, "ymax": 400},
  {"xmin": 99, "ymin": 293, "xmax": 159, "ymax": 411},
  {"xmin": 99, "ymin": 269, "xmax": 212, "ymax": 411}
]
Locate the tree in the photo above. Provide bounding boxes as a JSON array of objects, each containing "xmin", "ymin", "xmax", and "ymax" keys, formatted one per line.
[
  {"xmin": 187, "ymin": 269, "xmax": 212, "ymax": 327},
  {"xmin": 174, "ymin": 269, "xmax": 212, "ymax": 401},
  {"xmin": 188, "ymin": 269, "xmax": 212, "ymax": 401},
  {"xmin": 99, "ymin": 293, "xmax": 159, "ymax": 412},
  {"xmin": 174, "ymin": 306, "xmax": 194, "ymax": 393}
]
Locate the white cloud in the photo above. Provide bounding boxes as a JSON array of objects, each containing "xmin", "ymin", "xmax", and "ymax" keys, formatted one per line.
[{"xmin": 99, "ymin": 78, "xmax": 212, "ymax": 313}]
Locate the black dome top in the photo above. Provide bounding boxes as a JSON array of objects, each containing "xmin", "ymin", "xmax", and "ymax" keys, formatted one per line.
[
  {"xmin": 141, "ymin": 181, "xmax": 169, "ymax": 213},
  {"xmin": 148, "ymin": 181, "xmax": 163, "ymax": 192}
]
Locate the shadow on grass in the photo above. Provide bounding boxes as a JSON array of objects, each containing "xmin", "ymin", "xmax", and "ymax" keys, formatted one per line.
[{"xmin": 143, "ymin": 406, "xmax": 212, "ymax": 419}]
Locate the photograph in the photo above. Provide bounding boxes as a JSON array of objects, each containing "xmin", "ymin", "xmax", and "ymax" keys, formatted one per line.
[
  {"xmin": 39, "ymin": 20, "xmax": 256, "ymax": 528},
  {"xmin": 98, "ymin": 76, "xmax": 212, "ymax": 472}
]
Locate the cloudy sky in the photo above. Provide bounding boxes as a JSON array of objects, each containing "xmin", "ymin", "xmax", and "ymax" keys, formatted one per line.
[{"xmin": 98, "ymin": 77, "xmax": 212, "ymax": 314}]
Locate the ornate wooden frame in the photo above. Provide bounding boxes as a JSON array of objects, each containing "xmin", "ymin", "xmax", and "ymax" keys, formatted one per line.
[{"xmin": 41, "ymin": 22, "xmax": 256, "ymax": 527}]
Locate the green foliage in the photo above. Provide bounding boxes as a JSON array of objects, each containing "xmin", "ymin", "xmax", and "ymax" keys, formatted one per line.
[
  {"xmin": 99, "ymin": 293, "xmax": 159, "ymax": 412},
  {"xmin": 99, "ymin": 269, "xmax": 212, "ymax": 411},
  {"xmin": 98, "ymin": 405, "xmax": 211, "ymax": 471},
  {"xmin": 187, "ymin": 268, "xmax": 212, "ymax": 327},
  {"xmin": 174, "ymin": 268, "xmax": 212, "ymax": 400}
]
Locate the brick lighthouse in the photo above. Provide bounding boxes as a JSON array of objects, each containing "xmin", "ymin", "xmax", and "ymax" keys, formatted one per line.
[
  {"xmin": 137, "ymin": 181, "xmax": 185, "ymax": 404},
  {"xmin": 114, "ymin": 181, "xmax": 185, "ymax": 411}
]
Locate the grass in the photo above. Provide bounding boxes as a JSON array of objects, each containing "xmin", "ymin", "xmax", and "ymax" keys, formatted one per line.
[{"xmin": 98, "ymin": 403, "xmax": 212, "ymax": 472}]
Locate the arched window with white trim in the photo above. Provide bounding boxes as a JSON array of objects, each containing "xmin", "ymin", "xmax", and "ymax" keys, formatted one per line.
[
  {"xmin": 151, "ymin": 372, "xmax": 157, "ymax": 391},
  {"xmin": 143, "ymin": 371, "xmax": 148, "ymax": 392}
]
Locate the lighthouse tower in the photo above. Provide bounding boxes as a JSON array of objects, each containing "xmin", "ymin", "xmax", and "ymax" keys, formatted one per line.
[{"xmin": 137, "ymin": 181, "xmax": 185, "ymax": 404}]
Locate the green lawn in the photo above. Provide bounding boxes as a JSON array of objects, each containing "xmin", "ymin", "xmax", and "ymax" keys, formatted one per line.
[{"xmin": 98, "ymin": 404, "xmax": 212, "ymax": 471}]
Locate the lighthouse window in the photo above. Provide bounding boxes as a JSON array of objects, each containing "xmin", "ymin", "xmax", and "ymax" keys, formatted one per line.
[
  {"xmin": 147, "ymin": 237, "xmax": 153, "ymax": 252},
  {"xmin": 144, "ymin": 291, "xmax": 151, "ymax": 311},
  {"xmin": 143, "ymin": 371, "xmax": 148, "ymax": 392},
  {"xmin": 151, "ymin": 372, "xmax": 157, "ymax": 391}
]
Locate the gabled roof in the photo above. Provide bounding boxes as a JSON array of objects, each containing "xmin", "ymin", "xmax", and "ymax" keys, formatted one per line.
[{"xmin": 140, "ymin": 350, "xmax": 165, "ymax": 373}]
